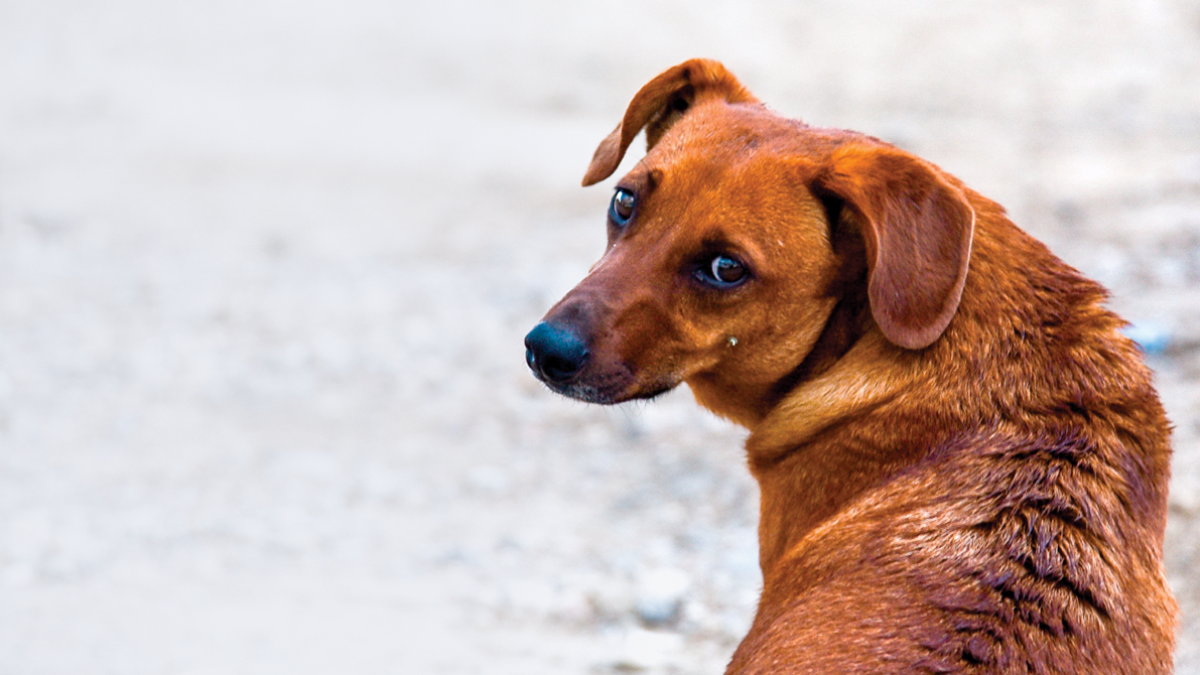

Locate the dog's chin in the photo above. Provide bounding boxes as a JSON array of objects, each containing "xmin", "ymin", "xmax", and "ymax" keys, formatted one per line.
[{"xmin": 541, "ymin": 368, "xmax": 679, "ymax": 405}]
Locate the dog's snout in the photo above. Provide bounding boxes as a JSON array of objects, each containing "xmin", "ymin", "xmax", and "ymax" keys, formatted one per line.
[{"xmin": 524, "ymin": 321, "xmax": 590, "ymax": 384}]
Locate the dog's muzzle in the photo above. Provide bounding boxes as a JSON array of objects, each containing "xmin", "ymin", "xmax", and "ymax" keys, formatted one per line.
[{"xmin": 524, "ymin": 321, "xmax": 590, "ymax": 385}]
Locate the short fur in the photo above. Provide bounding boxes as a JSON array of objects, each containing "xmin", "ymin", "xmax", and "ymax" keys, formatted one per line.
[{"xmin": 526, "ymin": 59, "xmax": 1176, "ymax": 674}]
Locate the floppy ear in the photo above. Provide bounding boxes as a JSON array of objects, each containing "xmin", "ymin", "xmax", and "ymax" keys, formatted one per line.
[
  {"xmin": 814, "ymin": 146, "xmax": 975, "ymax": 350},
  {"xmin": 582, "ymin": 59, "xmax": 758, "ymax": 186}
]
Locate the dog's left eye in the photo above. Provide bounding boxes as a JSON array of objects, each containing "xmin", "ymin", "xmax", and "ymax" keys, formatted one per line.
[
  {"xmin": 610, "ymin": 188, "xmax": 635, "ymax": 225},
  {"xmin": 698, "ymin": 255, "xmax": 749, "ymax": 287}
]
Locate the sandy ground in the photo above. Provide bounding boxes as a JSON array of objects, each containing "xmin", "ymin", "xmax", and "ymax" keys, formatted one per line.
[{"xmin": 0, "ymin": 0, "xmax": 1198, "ymax": 673}]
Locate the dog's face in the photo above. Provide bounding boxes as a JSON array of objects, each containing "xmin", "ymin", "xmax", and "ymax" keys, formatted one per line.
[
  {"xmin": 526, "ymin": 60, "xmax": 975, "ymax": 427},
  {"xmin": 527, "ymin": 104, "xmax": 842, "ymax": 422}
]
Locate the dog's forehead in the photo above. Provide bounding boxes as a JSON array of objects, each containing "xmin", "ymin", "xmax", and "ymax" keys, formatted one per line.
[
  {"xmin": 616, "ymin": 115, "xmax": 834, "ymax": 252},
  {"xmin": 658, "ymin": 103, "xmax": 790, "ymax": 156},
  {"xmin": 641, "ymin": 101, "xmax": 848, "ymax": 184}
]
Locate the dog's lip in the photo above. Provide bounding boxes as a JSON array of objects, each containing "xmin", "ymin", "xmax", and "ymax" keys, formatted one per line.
[
  {"xmin": 537, "ymin": 367, "xmax": 679, "ymax": 405},
  {"xmin": 543, "ymin": 382, "xmax": 620, "ymax": 404},
  {"xmin": 537, "ymin": 373, "xmax": 625, "ymax": 404},
  {"xmin": 532, "ymin": 360, "xmax": 657, "ymax": 404}
]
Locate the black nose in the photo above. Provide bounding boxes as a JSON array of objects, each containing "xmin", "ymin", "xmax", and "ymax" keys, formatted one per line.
[{"xmin": 524, "ymin": 321, "xmax": 590, "ymax": 384}]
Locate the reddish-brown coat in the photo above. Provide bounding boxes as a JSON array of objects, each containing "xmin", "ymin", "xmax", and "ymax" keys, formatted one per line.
[{"xmin": 536, "ymin": 59, "xmax": 1176, "ymax": 673}]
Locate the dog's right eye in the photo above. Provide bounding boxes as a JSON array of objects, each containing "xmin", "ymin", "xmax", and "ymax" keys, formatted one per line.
[
  {"xmin": 610, "ymin": 188, "xmax": 635, "ymax": 226},
  {"xmin": 695, "ymin": 254, "xmax": 751, "ymax": 289}
]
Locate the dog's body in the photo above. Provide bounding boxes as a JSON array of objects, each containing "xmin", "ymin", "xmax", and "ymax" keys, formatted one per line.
[{"xmin": 524, "ymin": 60, "xmax": 1176, "ymax": 674}]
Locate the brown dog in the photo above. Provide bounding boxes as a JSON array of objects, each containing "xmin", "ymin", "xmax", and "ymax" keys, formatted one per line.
[{"xmin": 524, "ymin": 59, "xmax": 1177, "ymax": 674}]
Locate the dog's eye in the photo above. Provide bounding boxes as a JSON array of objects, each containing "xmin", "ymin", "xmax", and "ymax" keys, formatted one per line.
[
  {"xmin": 699, "ymin": 255, "xmax": 749, "ymax": 287},
  {"xmin": 610, "ymin": 188, "xmax": 635, "ymax": 225}
]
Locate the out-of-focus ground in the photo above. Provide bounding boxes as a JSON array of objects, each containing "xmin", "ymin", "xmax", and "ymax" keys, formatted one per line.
[{"xmin": 0, "ymin": 1, "xmax": 1198, "ymax": 673}]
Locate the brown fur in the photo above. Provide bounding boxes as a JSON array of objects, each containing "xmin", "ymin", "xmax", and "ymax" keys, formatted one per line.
[{"xmin": 527, "ymin": 59, "xmax": 1176, "ymax": 673}]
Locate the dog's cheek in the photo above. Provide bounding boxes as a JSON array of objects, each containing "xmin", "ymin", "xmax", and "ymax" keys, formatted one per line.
[{"xmin": 731, "ymin": 289, "xmax": 841, "ymax": 376}]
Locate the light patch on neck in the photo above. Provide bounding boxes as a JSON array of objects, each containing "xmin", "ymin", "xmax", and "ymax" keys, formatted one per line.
[{"xmin": 747, "ymin": 333, "xmax": 913, "ymax": 461}]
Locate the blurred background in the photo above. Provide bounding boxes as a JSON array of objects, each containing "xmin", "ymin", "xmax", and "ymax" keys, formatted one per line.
[{"xmin": 0, "ymin": 0, "xmax": 1198, "ymax": 673}]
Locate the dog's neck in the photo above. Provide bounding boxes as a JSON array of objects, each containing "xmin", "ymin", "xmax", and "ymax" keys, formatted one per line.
[
  {"xmin": 747, "ymin": 331, "xmax": 913, "ymax": 460},
  {"xmin": 743, "ymin": 331, "xmax": 920, "ymax": 570}
]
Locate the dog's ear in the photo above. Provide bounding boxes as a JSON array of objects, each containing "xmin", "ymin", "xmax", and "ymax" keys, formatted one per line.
[
  {"xmin": 582, "ymin": 59, "xmax": 758, "ymax": 186},
  {"xmin": 814, "ymin": 145, "xmax": 975, "ymax": 350}
]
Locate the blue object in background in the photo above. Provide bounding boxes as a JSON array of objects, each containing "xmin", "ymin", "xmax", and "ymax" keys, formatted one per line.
[{"xmin": 1122, "ymin": 322, "xmax": 1172, "ymax": 355}]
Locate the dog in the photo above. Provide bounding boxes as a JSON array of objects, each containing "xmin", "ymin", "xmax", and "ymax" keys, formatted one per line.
[{"xmin": 524, "ymin": 59, "xmax": 1176, "ymax": 674}]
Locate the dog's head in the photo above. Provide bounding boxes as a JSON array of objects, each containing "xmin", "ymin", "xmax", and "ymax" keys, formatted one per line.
[{"xmin": 525, "ymin": 59, "xmax": 975, "ymax": 427}]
